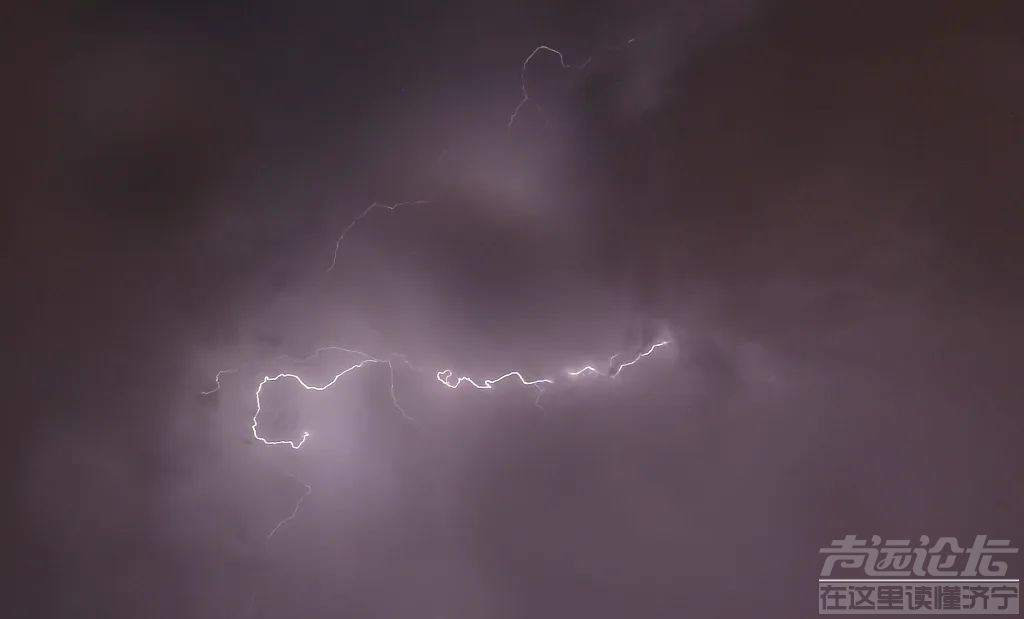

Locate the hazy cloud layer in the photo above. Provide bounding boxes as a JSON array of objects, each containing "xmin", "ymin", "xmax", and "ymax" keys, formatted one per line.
[{"xmin": 11, "ymin": 2, "xmax": 1023, "ymax": 617}]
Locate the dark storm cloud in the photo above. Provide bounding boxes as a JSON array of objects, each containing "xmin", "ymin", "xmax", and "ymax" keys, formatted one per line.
[{"xmin": 11, "ymin": 1, "xmax": 1024, "ymax": 617}]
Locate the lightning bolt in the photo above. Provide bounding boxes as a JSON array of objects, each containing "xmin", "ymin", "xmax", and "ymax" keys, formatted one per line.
[
  {"xmin": 211, "ymin": 338, "xmax": 671, "ymax": 543},
  {"xmin": 213, "ymin": 338, "xmax": 673, "ymax": 450},
  {"xmin": 509, "ymin": 45, "xmax": 592, "ymax": 128},
  {"xmin": 265, "ymin": 476, "xmax": 312, "ymax": 541},
  {"xmin": 608, "ymin": 339, "xmax": 673, "ymax": 377},
  {"xmin": 251, "ymin": 349, "xmax": 418, "ymax": 449},
  {"xmin": 212, "ymin": 38, "xmax": 663, "ymax": 552},
  {"xmin": 568, "ymin": 340, "xmax": 672, "ymax": 378},
  {"xmin": 326, "ymin": 200, "xmax": 431, "ymax": 273},
  {"xmin": 604, "ymin": 34, "xmax": 639, "ymax": 50},
  {"xmin": 434, "ymin": 339, "xmax": 672, "ymax": 394},
  {"xmin": 434, "ymin": 369, "xmax": 554, "ymax": 390},
  {"xmin": 201, "ymin": 368, "xmax": 237, "ymax": 396},
  {"xmin": 436, "ymin": 368, "xmax": 554, "ymax": 410},
  {"xmin": 211, "ymin": 181, "xmax": 672, "ymax": 530}
]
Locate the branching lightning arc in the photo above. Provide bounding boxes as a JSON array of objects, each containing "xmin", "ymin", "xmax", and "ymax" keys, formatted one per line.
[
  {"xmin": 509, "ymin": 44, "xmax": 592, "ymax": 128},
  {"xmin": 208, "ymin": 40, "xmax": 665, "ymax": 543}
]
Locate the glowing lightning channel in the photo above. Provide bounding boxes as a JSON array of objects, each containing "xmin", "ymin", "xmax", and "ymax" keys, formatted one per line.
[
  {"xmin": 566, "ymin": 365, "xmax": 602, "ymax": 377},
  {"xmin": 435, "ymin": 369, "xmax": 554, "ymax": 410},
  {"xmin": 435, "ymin": 369, "xmax": 554, "ymax": 390},
  {"xmin": 610, "ymin": 339, "xmax": 673, "ymax": 377},
  {"xmin": 243, "ymin": 339, "xmax": 673, "ymax": 450},
  {"xmin": 221, "ymin": 338, "xmax": 671, "ymax": 548},
  {"xmin": 566, "ymin": 339, "xmax": 672, "ymax": 379},
  {"xmin": 433, "ymin": 338, "xmax": 672, "ymax": 400},
  {"xmin": 509, "ymin": 45, "xmax": 592, "ymax": 128},
  {"xmin": 222, "ymin": 39, "xmax": 670, "ymax": 604},
  {"xmin": 201, "ymin": 368, "xmax": 237, "ymax": 395},
  {"xmin": 266, "ymin": 476, "xmax": 313, "ymax": 541},
  {"xmin": 327, "ymin": 201, "xmax": 431, "ymax": 273},
  {"xmin": 253, "ymin": 350, "xmax": 417, "ymax": 449},
  {"xmin": 387, "ymin": 360, "xmax": 415, "ymax": 423}
]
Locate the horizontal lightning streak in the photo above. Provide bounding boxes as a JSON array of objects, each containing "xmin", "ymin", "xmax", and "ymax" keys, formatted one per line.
[
  {"xmin": 215, "ymin": 339, "xmax": 674, "ymax": 448},
  {"xmin": 435, "ymin": 369, "xmax": 554, "ymax": 390},
  {"xmin": 566, "ymin": 365, "xmax": 601, "ymax": 377},
  {"xmin": 240, "ymin": 337, "xmax": 670, "ymax": 552},
  {"xmin": 435, "ymin": 369, "xmax": 555, "ymax": 410}
]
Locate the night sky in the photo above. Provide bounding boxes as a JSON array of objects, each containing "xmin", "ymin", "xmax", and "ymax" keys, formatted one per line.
[{"xmin": 10, "ymin": 1, "xmax": 1024, "ymax": 617}]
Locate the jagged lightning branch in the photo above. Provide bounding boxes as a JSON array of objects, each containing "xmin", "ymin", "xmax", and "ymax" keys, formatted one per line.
[
  {"xmin": 212, "ymin": 177, "xmax": 670, "ymax": 531},
  {"xmin": 213, "ymin": 337, "xmax": 673, "ymax": 449},
  {"xmin": 266, "ymin": 476, "xmax": 313, "ymax": 541},
  {"xmin": 212, "ymin": 37, "xmax": 658, "ymax": 547},
  {"xmin": 434, "ymin": 338, "xmax": 672, "ymax": 396},
  {"xmin": 251, "ymin": 349, "xmax": 418, "ymax": 449},
  {"xmin": 612, "ymin": 339, "xmax": 671, "ymax": 376},
  {"xmin": 201, "ymin": 368, "xmax": 237, "ymax": 396},
  {"xmin": 568, "ymin": 339, "xmax": 673, "ymax": 379},
  {"xmin": 434, "ymin": 369, "xmax": 554, "ymax": 390},
  {"xmin": 327, "ymin": 200, "xmax": 431, "ymax": 273},
  {"xmin": 509, "ymin": 45, "xmax": 592, "ymax": 128},
  {"xmin": 436, "ymin": 369, "xmax": 554, "ymax": 410},
  {"xmin": 208, "ymin": 337, "xmax": 670, "ymax": 542}
]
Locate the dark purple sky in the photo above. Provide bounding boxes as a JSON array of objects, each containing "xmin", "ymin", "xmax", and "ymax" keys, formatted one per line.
[{"xmin": 10, "ymin": 1, "xmax": 1023, "ymax": 617}]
